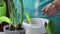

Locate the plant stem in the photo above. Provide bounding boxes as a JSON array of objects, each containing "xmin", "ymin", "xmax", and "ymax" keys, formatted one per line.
[{"xmin": 8, "ymin": 0, "xmax": 12, "ymax": 26}]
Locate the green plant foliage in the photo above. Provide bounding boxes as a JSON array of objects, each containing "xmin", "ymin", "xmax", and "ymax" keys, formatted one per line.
[
  {"xmin": 19, "ymin": 0, "xmax": 24, "ymax": 27},
  {"xmin": 0, "ymin": 16, "xmax": 12, "ymax": 25},
  {"xmin": 25, "ymin": 13, "xmax": 32, "ymax": 24},
  {"xmin": 0, "ymin": 0, "xmax": 11, "ymax": 25},
  {"xmin": 45, "ymin": 20, "xmax": 54, "ymax": 34},
  {"xmin": 8, "ymin": 0, "xmax": 24, "ymax": 28},
  {"xmin": 8, "ymin": 0, "xmax": 16, "ymax": 27}
]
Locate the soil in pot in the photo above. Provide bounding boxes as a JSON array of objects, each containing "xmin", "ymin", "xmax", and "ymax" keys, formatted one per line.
[
  {"xmin": 6, "ymin": 26, "xmax": 24, "ymax": 31},
  {"xmin": 0, "ymin": 22, "xmax": 8, "ymax": 32}
]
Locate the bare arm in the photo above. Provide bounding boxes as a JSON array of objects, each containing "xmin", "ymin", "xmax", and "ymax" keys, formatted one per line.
[{"xmin": 54, "ymin": 0, "xmax": 60, "ymax": 9}]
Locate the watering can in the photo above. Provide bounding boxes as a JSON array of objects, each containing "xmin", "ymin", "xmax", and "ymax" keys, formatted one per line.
[
  {"xmin": 22, "ymin": 13, "xmax": 54, "ymax": 34},
  {"xmin": 22, "ymin": 17, "xmax": 54, "ymax": 34},
  {"xmin": 0, "ymin": 0, "xmax": 6, "ymax": 16}
]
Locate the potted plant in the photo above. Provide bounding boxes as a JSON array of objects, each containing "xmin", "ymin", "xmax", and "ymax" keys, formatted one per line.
[
  {"xmin": 22, "ymin": 13, "xmax": 54, "ymax": 34},
  {"xmin": 3, "ymin": 0, "xmax": 25, "ymax": 34},
  {"xmin": 0, "ymin": 0, "xmax": 6, "ymax": 16},
  {"xmin": 0, "ymin": 0, "xmax": 25, "ymax": 34}
]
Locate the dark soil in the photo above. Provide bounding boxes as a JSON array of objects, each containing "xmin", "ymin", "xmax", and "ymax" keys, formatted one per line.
[
  {"xmin": 5, "ymin": 24, "xmax": 24, "ymax": 31},
  {"xmin": 0, "ymin": 22, "xmax": 8, "ymax": 32}
]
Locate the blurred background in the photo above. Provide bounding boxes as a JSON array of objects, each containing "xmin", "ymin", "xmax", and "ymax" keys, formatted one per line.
[{"xmin": 0, "ymin": 0, "xmax": 9, "ymax": 32}]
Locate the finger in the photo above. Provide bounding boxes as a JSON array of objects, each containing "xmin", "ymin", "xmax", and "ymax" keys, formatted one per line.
[
  {"xmin": 42, "ymin": 7, "xmax": 46, "ymax": 15},
  {"xmin": 46, "ymin": 4, "xmax": 56, "ymax": 16},
  {"xmin": 49, "ymin": 10, "xmax": 57, "ymax": 16},
  {"xmin": 42, "ymin": 4, "xmax": 49, "ymax": 15},
  {"xmin": 48, "ymin": 8, "xmax": 57, "ymax": 16},
  {"xmin": 42, "ymin": 3, "xmax": 54, "ymax": 15},
  {"xmin": 42, "ymin": 5, "xmax": 47, "ymax": 12},
  {"xmin": 45, "ymin": 3, "xmax": 54, "ymax": 12},
  {"xmin": 51, "ymin": 11, "xmax": 57, "ymax": 16},
  {"xmin": 46, "ymin": 4, "xmax": 55, "ymax": 14}
]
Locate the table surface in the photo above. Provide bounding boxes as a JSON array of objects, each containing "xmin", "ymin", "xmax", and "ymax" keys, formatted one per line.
[
  {"xmin": 0, "ymin": 32, "xmax": 59, "ymax": 34},
  {"xmin": 0, "ymin": 32, "xmax": 4, "ymax": 34},
  {"xmin": 0, "ymin": 32, "xmax": 46, "ymax": 34}
]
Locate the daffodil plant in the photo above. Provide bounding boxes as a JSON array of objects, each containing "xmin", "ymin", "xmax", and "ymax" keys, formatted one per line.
[
  {"xmin": 0, "ymin": 0, "xmax": 24, "ymax": 30},
  {"xmin": 8, "ymin": 0, "xmax": 24, "ymax": 30},
  {"xmin": 0, "ymin": 0, "xmax": 32, "ymax": 30}
]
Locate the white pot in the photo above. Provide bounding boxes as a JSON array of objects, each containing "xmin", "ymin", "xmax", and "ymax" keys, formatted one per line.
[
  {"xmin": 3, "ymin": 25, "xmax": 25, "ymax": 34},
  {"xmin": 22, "ymin": 18, "xmax": 49, "ymax": 34}
]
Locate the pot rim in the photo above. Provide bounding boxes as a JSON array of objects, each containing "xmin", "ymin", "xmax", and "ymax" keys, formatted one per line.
[
  {"xmin": 3, "ymin": 25, "xmax": 25, "ymax": 31},
  {"xmin": 22, "ymin": 18, "xmax": 49, "ymax": 28}
]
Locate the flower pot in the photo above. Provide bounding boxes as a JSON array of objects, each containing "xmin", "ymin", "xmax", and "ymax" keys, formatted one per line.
[
  {"xmin": 3, "ymin": 25, "xmax": 25, "ymax": 34},
  {"xmin": 0, "ymin": 1, "xmax": 6, "ymax": 16},
  {"xmin": 22, "ymin": 18, "xmax": 49, "ymax": 34}
]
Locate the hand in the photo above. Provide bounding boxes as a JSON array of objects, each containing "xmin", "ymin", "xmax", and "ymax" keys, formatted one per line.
[
  {"xmin": 54, "ymin": 0, "xmax": 60, "ymax": 8},
  {"xmin": 42, "ymin": 2, "xmax": 57, "ymax": 16}
]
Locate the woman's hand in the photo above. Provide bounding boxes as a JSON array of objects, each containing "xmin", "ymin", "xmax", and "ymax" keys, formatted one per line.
[
  {"xmin": 55, "ymin": 0, "xmax": 60, "ymax": 8},
  {"xmin": 42, "ymin": 1, "xmax": 58, "ymax": 16}
]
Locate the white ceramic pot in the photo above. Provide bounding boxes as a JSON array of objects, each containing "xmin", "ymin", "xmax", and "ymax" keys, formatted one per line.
[
  {"xmin": 22, "ymin": 18, "xmax": 49, "ymax": 34},
  {"xmin": 3, "ymin": 25, "xmax": 25, "ymax": 34}
]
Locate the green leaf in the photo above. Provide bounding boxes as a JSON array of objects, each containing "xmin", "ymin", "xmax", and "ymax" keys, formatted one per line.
[
  {"xmin": 25, "ymin": 13, "xmax": 32, "ymax": 24},
  {"xmin": 19, "ymin": 0, "xmax": 24, "ymax": 27},
  {"xmin": 0, "ymin": 16, "xmax": 12, "ymax": 25},
  {"xmin": 45, "ymin": 20, "xmax": 54, "ymax": 34}
]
